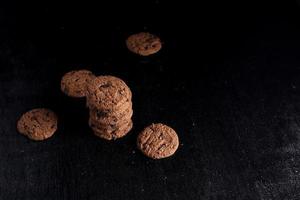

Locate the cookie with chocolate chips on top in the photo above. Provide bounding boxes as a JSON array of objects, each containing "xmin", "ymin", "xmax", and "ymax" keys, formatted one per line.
[
  {"xmin": 61, "ymin": 69, "xmax": 95, "ymax": 98},
  {"xmin": 86, "ymin": 75, "xmax": 132, "ymax": 111},
  {"xmin": 126, "ymin": 32, "xmax": 162, "ymax": 56},
  {"xmin": 17, "ymin": 108, "xmax": 58, "ymax": 141}
]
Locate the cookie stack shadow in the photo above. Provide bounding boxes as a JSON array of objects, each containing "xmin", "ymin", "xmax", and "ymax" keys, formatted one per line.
[{"xmin": 86, "ymin": 76, "xmax": 133, "ymax": 140}]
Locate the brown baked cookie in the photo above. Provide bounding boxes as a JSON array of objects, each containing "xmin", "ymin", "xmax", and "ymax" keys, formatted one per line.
[
  {"xmin": 126, "ymin": 32, "xmax": 162, "ymax": 56},
  {"xmin": 17, "ymin": 108, "xmax": 58, "ymax": 141},
  {"xmin": 89, "ymin": 102, "xmax": 133, "ymax": 125},
  {"xmin": 89, "ymin": 109, "xmax": 133, "ymax": 127},
  {"xmin": 92, "ymin": 120, "xmax": 133, "ymax": 140},
  {"xmin": 61, "ymin": 69, "xmax": 95, "ymax": 98},
  {"xmin": 89, "ymin": 100, "xmax": 132, "ymax": 119},
  {"xmin": 86, "ymin": 76, "xmax": 132, "ymax": 111},
  {"xmin": 89, "ymin": 117, "xmax": 132, "ymax": 133},
  {"xmin": 137, "ymin": 123, "xmax": 179, "ymax": 159}
]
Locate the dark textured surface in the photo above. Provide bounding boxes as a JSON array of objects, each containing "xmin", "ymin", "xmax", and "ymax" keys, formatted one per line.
[{"xmin": 1, "ymin": 1, "xmax": 300, "ymax": 199}]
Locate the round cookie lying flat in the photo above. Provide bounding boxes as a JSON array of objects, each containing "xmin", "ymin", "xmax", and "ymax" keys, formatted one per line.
[
  {"xmin": 126, "ymin": 32, "xmax": 162, "ymax": 56},
  {"xmin": 61, "ymin": 69, "xmax": 95, "ymax": 98},
  {"xmin": 137, "ymin": 123, "xmax": 179, "ymax": 159},
  {"xmin": 86, "ymin": 76, "xmax": 132, "ymax": 111},
  {"xmin": 17, "ymin": 108, "xmax": 58, "ymax": 141}
]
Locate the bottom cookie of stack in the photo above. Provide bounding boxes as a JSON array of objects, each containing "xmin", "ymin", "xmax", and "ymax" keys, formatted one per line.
[{"xmin": 90, "ymin": 120, "xmax": 133, "ymax": 140}]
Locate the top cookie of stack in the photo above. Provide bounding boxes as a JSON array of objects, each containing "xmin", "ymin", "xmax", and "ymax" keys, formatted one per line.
[{"xmin": 86, "ymin": 76, "xmax": 133, "ymax": 140}]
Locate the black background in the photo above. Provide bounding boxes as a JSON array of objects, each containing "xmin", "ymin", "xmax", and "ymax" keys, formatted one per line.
[{"xmin": 1, "ymin": 1, "xmax": 300, "ymax": 199}]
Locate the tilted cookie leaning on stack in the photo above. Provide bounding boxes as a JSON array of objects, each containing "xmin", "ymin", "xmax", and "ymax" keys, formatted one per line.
[
  {"xmin": 86, "ymin": 75, "xmax": 133, "ymax": 140},
  {"xmin": 61, "ymin": 69, "xmax": 95, "ymax": 98}
]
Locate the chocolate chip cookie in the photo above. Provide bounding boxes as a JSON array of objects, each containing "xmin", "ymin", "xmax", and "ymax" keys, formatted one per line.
[
  {"xmin": 126, "ymin": 32, "xmax": 162, "ymax": 56},
  {"xmin": 86, "ymin": 75, "xmax": 133, "ymax": 140},
  {"xmin": 86, "ymin": 76, "xmax": 132, "ymax": 111},
  {"xmin": 89, "ymin": 102, "xmax": 133, "ymax": 125},
  {"xmin": 17, "ymin": 108, "xmax": 58, "ymax": 141},
  {"xmin": 61, "ymin": 69, "xmax": 95, "ymax": 97},
  {"xmin": 137, "ymin": 123, "xmax": 179, "ymax": 159},
  {"xmin": 92, "ymin": 120, "xmax": 133, "ymax": 140},
  {"xmin": 89, "ymin": 115, "xmax": 131, "ymax": 129}
]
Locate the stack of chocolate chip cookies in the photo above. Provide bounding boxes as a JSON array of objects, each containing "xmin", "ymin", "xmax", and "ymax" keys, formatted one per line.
[{"xmin": 86, "ymin": 75, "xmax": 133, "ymax": 140}]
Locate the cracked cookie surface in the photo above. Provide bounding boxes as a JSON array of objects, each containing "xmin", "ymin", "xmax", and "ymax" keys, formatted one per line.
[
  {"xmin": 137, "ymin": 123, "xmax": 179, "ymax": 159},
  {"xmin": 17, "ymin": 108, "xmax": 58, "ymax": 141},
  {"xmin": 86, "ymin": 76, "xmax": 132, "ymax": 111},
  {"xmin": 126, "ymin": 32, "xmax": 162, "ymax": 56},
  {"xmin": 61, "ymin": 69, "xmax": 95, "ymax": 97}
]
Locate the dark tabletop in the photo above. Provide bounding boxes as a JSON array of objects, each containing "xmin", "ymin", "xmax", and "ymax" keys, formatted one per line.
[{"xmin": 1, "ymin": 1, "xmax": 300, "ymax": 200}]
